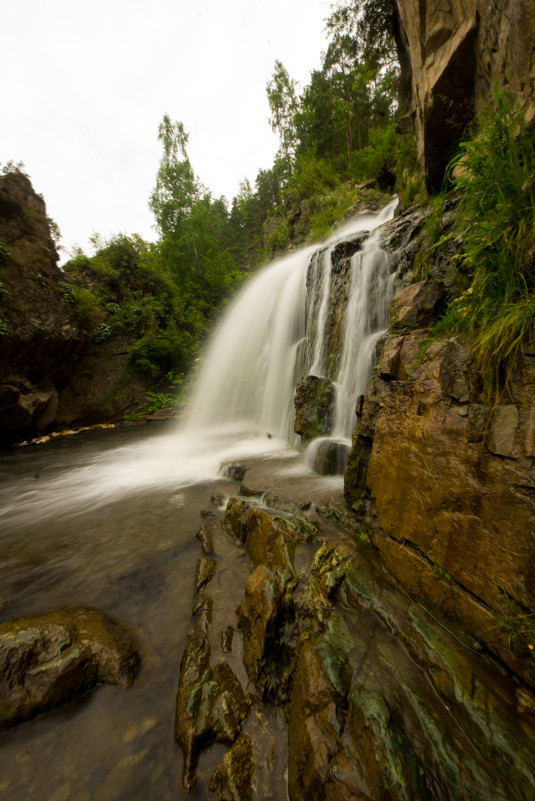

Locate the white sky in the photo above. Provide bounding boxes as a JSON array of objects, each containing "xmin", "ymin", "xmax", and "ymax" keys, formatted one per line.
[{"xmin": 2, "ymin": 0, "xmax": 331, "ymax": 258}]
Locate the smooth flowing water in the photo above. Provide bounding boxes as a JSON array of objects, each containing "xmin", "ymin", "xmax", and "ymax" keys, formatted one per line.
[{"xmin": 0, "ymin": 200, "xmax": 398, "ymax": 800}]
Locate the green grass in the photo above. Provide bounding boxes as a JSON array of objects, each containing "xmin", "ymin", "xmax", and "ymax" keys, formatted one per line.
[{"xmin": 444, "ymin": 89, "xmax": 535, "ymax": 399}]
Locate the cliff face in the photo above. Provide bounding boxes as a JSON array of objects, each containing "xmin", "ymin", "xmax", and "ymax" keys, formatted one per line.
[
  {"xmin": 395, "ymin": 0, "xmax": 535, "ymax": 187},
  {"xmin": 0, "ymin": 173, "xmax": 81, "ymax": 443},
  {"xmin": 344, "ymin": 210, "xmax": 535, "ymax": 690},
  {"xmin": 0, "ymin": 174, "xmax": 159, "ymax": 445}
]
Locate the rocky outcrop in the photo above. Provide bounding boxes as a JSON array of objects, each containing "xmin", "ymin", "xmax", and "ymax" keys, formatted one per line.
[
  {"xmin": 0, "ymin": 172, "xmax": 80, "ymax": 443},
  {"xmin": 176, "ymin": 491, "xmax": 535, "ymax": 800},
  {"xmin": 294, "ymin": 375, "xmax": 335, "ymax": 444},
  {"xmin": 0, "ymin": 606, "xmax": 139, "ymax": 731},
  {"xmin": 0, "ymin": 173, "xmax": 166, "ymax": 443},
  {"xmin": 345, "ymin": 264, "xmax": 535, "ymax": 689},
  {"xmin": 395, "ymin": 0, "xmax": 535, "ymax": 187}
]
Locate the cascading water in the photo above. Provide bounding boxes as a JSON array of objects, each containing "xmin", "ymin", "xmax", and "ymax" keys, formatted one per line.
[
  {"xmin": 0, "ymin": 199, "xmax": 397, "ymax": 527},
  {"xmin": 185, "ymin": 198, "xmax": 397, "ymax": 445}
]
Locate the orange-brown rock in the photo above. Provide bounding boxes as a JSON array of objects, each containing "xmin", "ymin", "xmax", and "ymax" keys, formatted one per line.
[{"xmin": 346, "ymin": 316, "xmax": 535, "ymax": 685}]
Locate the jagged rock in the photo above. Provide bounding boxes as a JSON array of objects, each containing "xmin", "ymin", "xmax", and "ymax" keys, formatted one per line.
[
  {"xmin": 294, "ymin": 375, "xmax": 335, "ymax": 443},
  {"xmin": 221, "ymin": 626, "xmax": 234, "ymax": 654},
  {"xmin": 223, "ymin": 463, "xmax": 247, "ymax": 482},
  {"xmin": 176, "ymin": 626, "xmax": 251, "ymax": 791},
  {"xmin": 0, "ymin": 607, "xmax": 139, "ymax": 731},
  {"xmin": 307, "ymin": 542, "xmax": 354, "ymax": 605},
  {"xmin": 395, "ymin": 0, "xmax": 535, "ymax": 188},
  {"xmin": 209, "ymin": 732, "xmax": 255, "ymax": 801},
  {"xmin": 389, "ymin": 279, "xmax": 446, "ymax": 332},
  {"xmin": 196, "ymin": 523, "xmax": 216, "ymax": 555},
  {"xmin": 244, "ymin": 508, "xmax": 297, "ymax": 578},
  {"xmin": 193, "ymin": 557, "xmax": 217, "ymax": 596},
  {"xmin": 287, "ymin": 613, "xmax": 353, "ymax": 801},
  {"xmin": 223, "ymin": 497, "xmax": 252, "ymax": 543},
  {"xmin": 237, "ymin": 565, "xmax": 294, "ymax": 701}
]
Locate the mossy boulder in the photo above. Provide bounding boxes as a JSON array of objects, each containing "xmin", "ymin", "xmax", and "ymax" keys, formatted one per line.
[
  {"xmin": 294, "ymin": 375, "xmax": 335, "ymax": 444},
  {"xmin": 0, "ymin": 607, "xmax": 139, "ymax": 731}
]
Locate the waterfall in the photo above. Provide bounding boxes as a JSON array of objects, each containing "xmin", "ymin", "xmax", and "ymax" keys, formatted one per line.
[
  {"xmin": 0, "ymin": 198, "xmax": 398, "ymax": 527},
  {"xmin": 183, "ymin": 198, "xmax": 398, "ymax": 452}
]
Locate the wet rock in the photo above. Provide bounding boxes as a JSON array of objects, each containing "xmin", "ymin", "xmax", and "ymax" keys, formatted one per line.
[
  {"xmin": 287, "ymin": 613, "xmax": 353, "ymax": 801},
  {"xmin": 192, "ymin": 594, "xmax": 213, "ymax": 634},
  {"xmin": 0, "ymin": 607, "xmax": 139, "ymax": 731},
  {"xmin": 221, "ymin": 626, "xmax": 234, "ymax": 654},
  {"xmin": 209, "ymin": 732, "xmax": 254, "ymax": 801},
  {"xmin": 223, "ymin": 497, "xmax": 251, "ymax": 543},
  {"xmin": 196, "ymin": 523, "xmax": 216, "ymax": 555},
  {"xmin": 193, "ymin": 557, "xmax": 216, "ymax": 596},
  {"xmin": 349, "ymin": 322, "xmax": 535, "ymax": 686},
  {"xmin": 223, "ymin": 463, "xmax": 248, "ymax": 482},
  {"xmin": 294, "ymin": 375, "xmax": 335, "ymax": 443},
  {"xmin": 244, "ymin": 508, "xmax": 297, "ymax": 579},
  {"xmin": 237, "ymin": 565, "xmax": 294, "ymax": 700},
  {"xmin": 324, "ymin": 688, "xmax": 429, "ymax": 801},
  {"xmin": 308, "ymin": 541, "xmax": 354, "ymax": 605},
  {"xmin": 309, "ymin": 439, "xmax": 350, "ymax": 475},
  {"xmin": 176, "ymin": 629, "xmax": 251, "ymax": 792}
]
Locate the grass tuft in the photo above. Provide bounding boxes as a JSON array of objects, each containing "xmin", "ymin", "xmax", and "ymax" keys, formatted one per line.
[{"xmin": 444, "ymin": 89, "xmax": 535, "ymax": 399}]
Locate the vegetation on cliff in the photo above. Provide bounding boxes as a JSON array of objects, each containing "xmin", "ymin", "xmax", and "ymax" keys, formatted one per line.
[{"xmin": 426, "ymin": 91, "xmax": 535, "ymax": 399}]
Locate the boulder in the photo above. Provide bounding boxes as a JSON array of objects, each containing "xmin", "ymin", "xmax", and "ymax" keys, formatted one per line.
[
  {"xmin": 294, "ymin": 375, "xmax": 336, "ymax": 443},
  {"xmin": 308, "ymin": 438, "xmax": 350, "ymax": 476},
  {"xmin": 209, "ymin": 732, "xmax": 255, "ymax": 801},
  {"xmin": 0, "ymin": 607, "xmax": 139, "ymax": 731}
]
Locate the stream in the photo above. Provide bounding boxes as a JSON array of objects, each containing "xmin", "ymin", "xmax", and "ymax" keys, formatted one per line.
[{"xmin": 0, "ymin": 423, "xmax": 239, "ymax": 800}]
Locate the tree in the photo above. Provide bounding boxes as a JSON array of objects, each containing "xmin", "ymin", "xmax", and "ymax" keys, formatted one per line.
[
  {"xmin": 149, "ymin": 116, "xmax": 199, "ymax": 238},
  {"xmin": 267, "ymin": 61, "xmax": 300, "ymax": 181}
]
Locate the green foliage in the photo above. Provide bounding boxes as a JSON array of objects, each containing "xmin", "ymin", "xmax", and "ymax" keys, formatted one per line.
[
  {"xmin": 0, "ymin": 241, "xmax": 12, "ymax": 262},
  {"xmin": 0, "ymin": 280, "xmax": 6, "ymax": 296},
  {"xmin": 58, "ymin": 281, "xmax": 76, "ymax": 303},
  {"xmin": 88, "ymin": 323, "xmax": 113, "ymax": 343},
  {"xmin": 149, "ymin": 116, "xmax": 199, "ymax": 238},
  {"xmin": 0, "ymin": 160, "xmax": 28, "ymax": 176},
  {"xmin": 443, "ymin": 90, "xmax": 535, "ymax": 398},
  {"xmin": 395, "ymin": 134, "xmax": 426, "ymax": 207},
  {"xmin": 0, "ymin": 319, "xmax": 6, "ymax": 335}
]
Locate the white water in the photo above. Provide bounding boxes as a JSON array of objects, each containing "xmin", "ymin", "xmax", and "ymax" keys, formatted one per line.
[{"xmin": 0, "ymin": 200, "xmax": 397, "ymax": 527}]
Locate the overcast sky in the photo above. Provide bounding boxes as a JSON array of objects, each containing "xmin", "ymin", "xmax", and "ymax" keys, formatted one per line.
[{"xmin": 2, "ymin": 0, "xmax": 331, "ymax": 259}]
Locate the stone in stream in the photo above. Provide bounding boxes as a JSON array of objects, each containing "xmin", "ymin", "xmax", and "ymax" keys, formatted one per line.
[
  {"xmin": 209, "ymin": 732, "xmax": 254, "ymax": 801},
  {"xmin": 193, "ymin": 557, "xmax": 217, "ymax": 596},
  {"xmin": 0, "ymin": 606, "xmax": 140, "ymax": 732},
  {"xmin": 176, "ymin": 627, "xmax": 251, "ymax": 791},
  {"xmin": 293, "ymin": 375, "xmax": 336, "ymax": 444},
  {"xmin": 310, "ymin": 439, "xmax": 350, "ymax": 476}
]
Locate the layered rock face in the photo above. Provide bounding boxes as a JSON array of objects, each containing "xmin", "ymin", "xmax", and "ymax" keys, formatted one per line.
[
  {"xmin": 0, "ymin": 173, "xmax": 80, "ymax": 443},
  {"xmin": 345, "ymin": 210, "xmax": 535, "ymax": 690},
  {"xmin": 396, "ymin": 0, "xmax": 535, "ymax": 187}
]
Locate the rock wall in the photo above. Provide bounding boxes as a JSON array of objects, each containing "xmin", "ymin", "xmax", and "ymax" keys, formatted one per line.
[
  {"xmin": 395, "ymin": 0, "xmax": 535, "ymax": 187},
  {"xmin": 344, "ymin": 210, "xmax": 535, "ymax": 689},
  {"xmin": 0, "ymin": 173, "xmax": 161, "ymax": 444}
]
